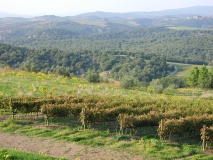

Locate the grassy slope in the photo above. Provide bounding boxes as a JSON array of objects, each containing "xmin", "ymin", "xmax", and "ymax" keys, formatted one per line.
[
  {"xmin": 0, "ymin": 68, "xmax": 129, "ymax": 98},
  {"xmin": 167, "ymin": 62, "xmax": 212, "ymax": 77},
  {"xmin": 1, "ymin": 67, "xmax": 211, "ymax": 99}
]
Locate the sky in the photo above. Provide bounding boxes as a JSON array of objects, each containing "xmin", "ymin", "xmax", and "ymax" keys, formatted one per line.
[{"xmin": 0, "ymin": 0, "xmax": 213, "ymax": 16}]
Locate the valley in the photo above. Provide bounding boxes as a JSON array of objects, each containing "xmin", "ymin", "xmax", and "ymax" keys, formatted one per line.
[{"xmin": 0, "ymin": 5, "xmax": 213, "ymax": 160}]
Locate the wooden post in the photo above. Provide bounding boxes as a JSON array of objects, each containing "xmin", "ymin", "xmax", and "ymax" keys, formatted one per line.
[
  {"xmin": 202, "ymin": 125, "xmax": 206, "ymax": 151},
  {"xmin": 119, "ymin": 117, "xmax": 123, "ymax": 135},
  {"xmin": 80, "ymin": 108, "xmax": 86, "ymax": 130},
  {"xmin": 203, "ymin": 138, "xmax": 205, "ymax": 151},
  {"xmin": 159, "ymin": 119, "xmax": 163, "ymax": 140},
  {"xmin": 161, "ymin": 119, "xmax": 163, "ymax": 132}
]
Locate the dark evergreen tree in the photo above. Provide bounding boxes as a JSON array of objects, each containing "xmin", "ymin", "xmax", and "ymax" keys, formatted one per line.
[
  {"xmin": 186, "ymin": 66, "xmax": 199, "ymax": 87},
  {"xmin": 198, "ymin": 65, "xmax": 209, "ymax": 88}
]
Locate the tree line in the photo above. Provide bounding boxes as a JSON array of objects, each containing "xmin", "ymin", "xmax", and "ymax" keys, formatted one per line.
[{"xmin": 186, "ymin": 65, "xmax": 213, "ymax": 88}]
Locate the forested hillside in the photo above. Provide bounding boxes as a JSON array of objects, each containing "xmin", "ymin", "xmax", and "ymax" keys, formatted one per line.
[
  {"xmin": 4, "ymin": 27, "xmax": 212, "ymax": 65},
  {"xmin": 0, "ymin": 13, "xmax": 213, "ymax": 85},
  {"xmin": 0, "ymin": 43, "xmax": 173, "ymax": 84}
]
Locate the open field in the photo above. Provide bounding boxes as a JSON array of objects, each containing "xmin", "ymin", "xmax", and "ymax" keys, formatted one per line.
[
  {"xmin": 167, "ymin": 62, "xmax": 212, "ymax": 77},
  {"xmin": 0, "ymin": 68, "xmax": 133, "ymax": 98},
  {"xmin": 74, "ymin": 20, "xmax": 107, "ymax": 27},
  {"xmin": 73, "ymin": 19, "xmax": 139, "ymax": 27},
  {"xmin": 1, "ymin": 67, "xmax": 212, "ymax": 98}
]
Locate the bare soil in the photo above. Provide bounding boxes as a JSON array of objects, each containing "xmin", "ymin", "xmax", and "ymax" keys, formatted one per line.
[
  {"xmin": 201, "ymin": 93, "xmax": 213, "ymax": 97},
  {"xmin": 0, "ymin": 132, "xmax": 144, "ymax": 160}
]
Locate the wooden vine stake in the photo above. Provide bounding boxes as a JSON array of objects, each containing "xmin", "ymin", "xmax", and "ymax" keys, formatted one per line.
[
  {"xmin": 9, "ymin": 98, "xmax": 15, "ymax": 119},
  {"xmin": 201, "ymin": 125, "xmax": 206, "ymax": 151},
  {"xmin": 45, "ymin": 115, "xmax": 49, "ymax": 126},
  {"xmin": 118, "ymin": 114, "xmax": 124, "ymax": 135},
  {"xmin": 80, "ymin": 108, "xmax": 86, "ymax": 130},
  {"xmin": 158, "ymin": 119, "xmax": 164, "ymax": 141},
  {"xmin": 161, "ymin": 119, "xmax": 163, "ymax": 140}
]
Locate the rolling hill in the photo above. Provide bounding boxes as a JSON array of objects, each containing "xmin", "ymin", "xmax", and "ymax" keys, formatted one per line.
[{"xmin": 78, "ymin": 6, "xmax": 213, "ymax": 19}]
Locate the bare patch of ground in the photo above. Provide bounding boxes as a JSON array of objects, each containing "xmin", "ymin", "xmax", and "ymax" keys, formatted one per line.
[
  {"xmin": 0, "ymin": 132, "xmax": 143, "ymax": 160},
  {"xmin": 200, "ymin": 93, "xmax": 213, "ymax": 98}
]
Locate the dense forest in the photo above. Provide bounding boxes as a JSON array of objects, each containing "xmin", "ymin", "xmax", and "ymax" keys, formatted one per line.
[
  {"xmin": 1, "ymin": 26, "xmax": 213, "ymax": 65},
  {"xmin": 0, "ymin": 43, "xmax": 173, "ymax": 85}
]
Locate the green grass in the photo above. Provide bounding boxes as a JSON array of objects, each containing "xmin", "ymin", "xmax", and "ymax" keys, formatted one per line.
[
  {"xmin": 163, "ymin": 87, "xmax": 203, "ymax": 97},
  {"xmin": 167, "ymin": 62, "xmax": 212, "ymax": 77},
  {"xmin": 0, "ymin": 69, "xmax": 154, "ymax": 99},
  {"xmin": 0, "ymin": 70, "xmax": 126, "ymax": 98},
  {"xmin": 1, "ymin": 68, "xmax": 212, "ymax": 99},
  {"xmin": 0, "ymin": 118, "xmax": 210, "ymax": 160},
  {"xmin": 0, "ymin": 148, "xmax": 67, "ymax": 160}
]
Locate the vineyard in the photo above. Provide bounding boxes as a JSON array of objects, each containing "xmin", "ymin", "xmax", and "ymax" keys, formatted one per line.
[
  {"xmin": 1, "ymin": 93, "xmax": 213, "ymax": 139},
  {"xmin": 1, "ymin": 69, "xmax": 213, "ymax": 159}
]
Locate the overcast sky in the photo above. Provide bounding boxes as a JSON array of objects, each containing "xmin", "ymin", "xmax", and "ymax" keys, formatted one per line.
[{"xmin": 0, "ymin": 0, "xmax": 213, "ymax": 16}]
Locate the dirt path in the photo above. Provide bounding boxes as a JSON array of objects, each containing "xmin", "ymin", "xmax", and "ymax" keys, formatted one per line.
[
  {"xmin": 200, "ymin": 93, "xmax": 213, "ymax": 98},
  {"xmin": 0, "ymin": 132, "xmax": 144, "ymax": 160},
  {"xmin": 168, "ymin": 65, "xmax": 178, "ymax": 76}
]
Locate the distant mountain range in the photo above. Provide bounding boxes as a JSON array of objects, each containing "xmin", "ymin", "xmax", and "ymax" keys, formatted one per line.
[
  {"xmin": 78, "ymin": 6, "xmax": 213, "ymax": 19},
  {"xmin": 1, "ymin": 6, "xmax": 213, "ymax": 19},
  {"xmin": 0, "ymin": 11, "xmax": 32, "ymax": 18},
  {"xmin": 1, "ymin": 5, "xmax": 213, "ymax": 47}
]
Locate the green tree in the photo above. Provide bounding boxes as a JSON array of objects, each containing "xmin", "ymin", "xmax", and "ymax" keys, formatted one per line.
[
  {"xmin": 186, "ymin": 66, "xmax": 199, "ymax": 87},
  {"xmin": 120, "ymin": 76, "xmax": 138, "ymax": 89},
  {"xmin": 150, "ymin": 79, "xmax": 164, "ymax": 94},
  {"xmin": 209, "ymin": 66, "xmax": 213, "ymax": 88},
  {"xmin": 198, "ymin": 65, "xmax": 209, "ymax": 88},
  {"xmin": 86, "ymin": 70, "xmax": 100, "ymax": 83}
]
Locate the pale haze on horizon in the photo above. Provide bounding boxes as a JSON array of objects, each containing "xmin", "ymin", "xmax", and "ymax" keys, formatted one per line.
[{"xmin": 0, "ymin": 0, "xmax": 213, "ymax": 16}]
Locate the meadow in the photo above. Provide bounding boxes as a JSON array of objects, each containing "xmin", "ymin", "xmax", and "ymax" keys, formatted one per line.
[{"xmin": 167, "ymin": 62, "xmax": 212, "ymax": 77}]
